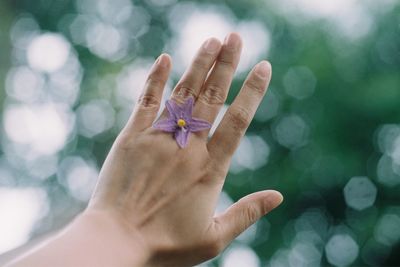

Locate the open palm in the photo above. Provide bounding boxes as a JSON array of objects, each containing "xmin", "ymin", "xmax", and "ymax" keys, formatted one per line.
[{"xmin": 89, "ymin": 33, "xmax": 283, "ymax": 267}]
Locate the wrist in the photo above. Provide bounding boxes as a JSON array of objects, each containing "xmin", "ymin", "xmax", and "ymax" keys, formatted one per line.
[
  {"xmin": 7, "ymin": 209, "xmax": 151, "ymax": 267},
  {"xmin": 75, "ymin": 209, "xmax": 151, "ymax": 266}
]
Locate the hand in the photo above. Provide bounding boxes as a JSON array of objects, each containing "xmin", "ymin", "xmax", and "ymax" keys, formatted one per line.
[
  {"xmin": 88, "ymin": 32, "xmax": 282, "ymax": 266},
  {"xmin": 7, "ymin": 33, "xmax": 282, "ymax": 267}
]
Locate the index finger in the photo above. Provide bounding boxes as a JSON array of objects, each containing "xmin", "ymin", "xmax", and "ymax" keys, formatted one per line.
[{"xmin": 207, "ymin": 61, "xmax": 272, "ymax": 163}]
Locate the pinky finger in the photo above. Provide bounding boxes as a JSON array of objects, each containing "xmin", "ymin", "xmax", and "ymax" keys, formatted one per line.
[
  {"xmin": 125, "ymin": 53, "xmax": 172, "ymax": 132},
  {"xmin": 207, "ymin": 61, "xmax": 271, "ymax": 163}
]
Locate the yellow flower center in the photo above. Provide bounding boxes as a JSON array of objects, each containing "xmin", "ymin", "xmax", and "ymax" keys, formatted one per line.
[{"xmin": 177, "ymin": 119, "xmax": 186, "ymax": 127}]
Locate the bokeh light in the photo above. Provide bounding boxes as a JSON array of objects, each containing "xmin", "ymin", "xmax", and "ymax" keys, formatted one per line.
[
  {"xmin": 0, "ymin": 0, "xmax": 399, "ymax": 266},
  {"xmin": 57, "ymin": 156, "xmax": 99, "ymax": 202},
  {"xmin": 221, "ymin": 245, "xmax": 260, "ymax": 267},
  {"xmin": 273, "ymin": 114, "xmax": 309, "ymax": 149},
  {"xmin": 325, "ymin": 233, "xmax": 359, "ymax": 267},
  {"xmin": 344, "ymin": 176, "xmax": 377, "ymax": 211},
  {"xmin": 283, "ymin": 66, "xmax": 316, "ymax": 100},
  {"xmin": 374, "ymin": 212, "xmax": 400, "ymax": 246},
  {"xmin": 27, "ymin": 33, "xmax": 71, "ymax": 73},
  {"xmin": 230, "ymin": 135, "xmax": 270, "ymax": 174},
  {"xmin": 167, "ymin": 3, "xmax": 270, "ymax": 75},
  {"xmin": 3, "ymin": 103, "xmax": 74, "ymax": 156},
  {"xmin": 76, "ymin": 99, "xmax": 115, "ymax": 138},
  {"xmin": 0, "ymin": 188, "xmax": 48, "ymax": 254}
]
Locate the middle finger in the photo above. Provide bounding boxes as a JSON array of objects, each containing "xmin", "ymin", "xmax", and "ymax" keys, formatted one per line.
[{"xmin": 171, "ymin": 37, "xmax": 222, "ymax": 103}]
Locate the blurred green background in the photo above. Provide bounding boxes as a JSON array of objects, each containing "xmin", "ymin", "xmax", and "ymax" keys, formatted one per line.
[{"xmin": 0, "ymin": 0, "xmax": 399, "ymax": 266}]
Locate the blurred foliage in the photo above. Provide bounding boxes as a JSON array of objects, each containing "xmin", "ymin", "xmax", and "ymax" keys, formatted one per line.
[{"xmin": 0, "ymin": 0, "xmax": 400, "ymax": 266}]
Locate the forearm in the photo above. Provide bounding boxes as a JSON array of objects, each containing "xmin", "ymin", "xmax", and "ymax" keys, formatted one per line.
[{"xmin": 6, "ymin": 210, "xmax": 150, "ymax": 267}]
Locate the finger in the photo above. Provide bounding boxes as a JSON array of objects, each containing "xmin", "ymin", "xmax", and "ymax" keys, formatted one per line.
[
  {"xmin": 126, "ymin": 53, "xmax": 171, "ymax": 132},
  {"xmin": 207, "ymin": 61, "xmax": 272, "ymax": 162},
  {"xmin": 193, "ymin": 32, "xmax": 242, "ymax": 138},
  {"xmin": 172, "ymin": 37, "xmax": 221, "ymax": 102},
  {"xmin": 213, "ymin": 190, "xmax": 283, "ymax": 244}
]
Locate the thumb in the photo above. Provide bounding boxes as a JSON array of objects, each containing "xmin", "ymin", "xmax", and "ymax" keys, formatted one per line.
[{"xmin": 214, "ymin": 190, "xmax": 283, "ymax": 243}]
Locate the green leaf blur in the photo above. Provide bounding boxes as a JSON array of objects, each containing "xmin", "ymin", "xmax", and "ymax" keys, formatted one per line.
[{"xmin": 0, "ymin": 0, "xmax": 399, "ymax": 266}]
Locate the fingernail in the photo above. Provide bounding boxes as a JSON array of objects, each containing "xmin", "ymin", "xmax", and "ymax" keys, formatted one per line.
[
  {"xmin": 255, "ymin": 61, "xmax": 270, "ymax": 78},
  {"xmin": 203, "ymin": 38, "xmax": 220, "ymax": 54},
  {"xmin": 157, "ymin": 54, "xmax": 169, "ymax": 67},
  {"xmin": 224, "ymin": 33, "xmax": 240, "ymax": 49}
]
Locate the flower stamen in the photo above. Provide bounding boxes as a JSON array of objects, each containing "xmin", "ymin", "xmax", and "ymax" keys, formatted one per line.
[
  {"xmin": 153, "ymin": 97, "xmax": 211, "ymax": 148},
  {"xmin": 177, "ymin": 119, "xmax": 186, "ymax": 127}
]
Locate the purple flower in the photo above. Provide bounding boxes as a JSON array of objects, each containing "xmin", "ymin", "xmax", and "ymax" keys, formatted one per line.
[{"xmin": 153, "ymin": 97, "xmax": 211, "ymax": 148}]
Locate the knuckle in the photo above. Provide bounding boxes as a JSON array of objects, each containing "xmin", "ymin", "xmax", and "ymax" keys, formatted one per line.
[
  {"xmin": 175, "ymin": 83, "xmax": 197, "ymax": 99},
  {"xmin": 115, "ymin": 132, "xmax": 134, "ymax": 151},
  {"xmin": 228, "ymin": 107, "xmax": 251, "ymax": 132},
  {"xmin": 199, "ymin": 84, "xmax": 226, "ymax": 105},
  {"xmin": 217, "ymin": 56, "xmax": 235, "ymax": 72},
  {"xmin": 137, "ymin": 93, "xmax": 160, "ymax": 109},
  {"xmin": 245, "ymin": 79, "xmax": 265, "ymax": 95},
  {"xmin": 242, "ymin": 202, "xmax": 261, "ymax": 224}
]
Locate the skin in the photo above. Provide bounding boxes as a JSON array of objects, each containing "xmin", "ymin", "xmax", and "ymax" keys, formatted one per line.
[{"xmin": 6, "ymin": 32, "xmax": 283, "ymax": 267}]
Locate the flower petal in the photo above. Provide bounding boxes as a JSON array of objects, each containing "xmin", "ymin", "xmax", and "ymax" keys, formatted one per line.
[
  {"xmin": 175, "ymin": 128, "xmax": 190, "ymax": 148},
  {"xmin": 182, "ymin": 97, "xmax": 194, "ymax": 119},
  {"xmin": 165, "ymin": 100, "xmax": 181, "ymax": 120},
  {"xmin": 153, "ymin": 118, "xmax": 177, "ymax": 132},
  {"xmin": 188, "ymin": 118, "xmax": 212, "ymax": 132}
]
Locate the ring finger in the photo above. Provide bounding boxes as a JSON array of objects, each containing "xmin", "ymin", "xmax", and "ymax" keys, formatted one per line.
[{"xmin": 193, "ymin": 32, "xmax": 242, "ymax": 138}]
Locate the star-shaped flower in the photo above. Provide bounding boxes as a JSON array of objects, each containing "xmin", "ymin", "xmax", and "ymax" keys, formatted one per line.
[{"xmin": 153, "ymin": 97, "xmax": 211, "ymax": 148}]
